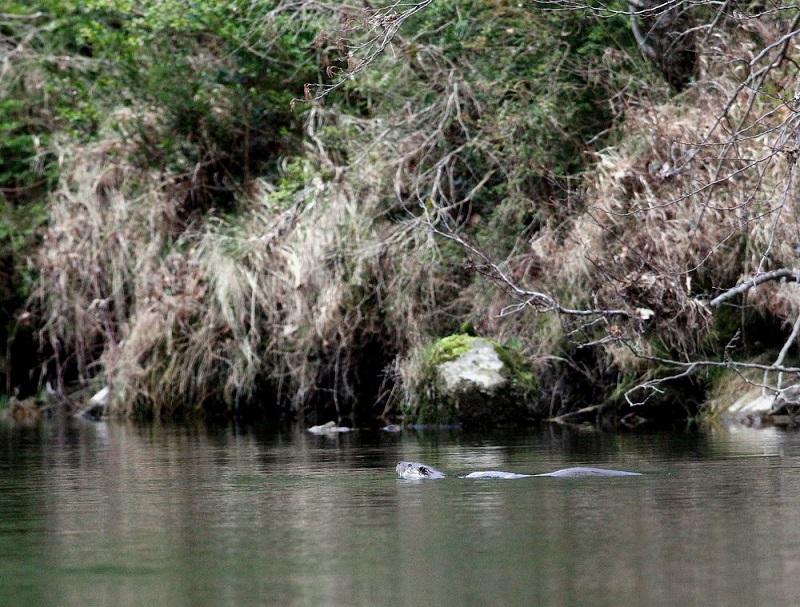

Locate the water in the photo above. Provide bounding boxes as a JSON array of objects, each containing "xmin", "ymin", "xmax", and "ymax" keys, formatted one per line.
[{"xmin": 1, "ymin": 420, "xmax": 799, "ymax": 607}]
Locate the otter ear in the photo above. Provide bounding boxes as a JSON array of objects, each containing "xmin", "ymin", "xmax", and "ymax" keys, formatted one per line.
[{"xmin": 419, "ymin": 466, "xmax": 430, "ymax": 476}]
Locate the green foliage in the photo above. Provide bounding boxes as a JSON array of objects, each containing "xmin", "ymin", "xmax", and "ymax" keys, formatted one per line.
[
  {"xmin": 0, "ymin": 199, "xmax": 47, "ymax": 299},
  {"xmin": 2, "ymin": 0, "xmax": 321, "ymax": 200},
  {"xmin": 379, "ymin": 3, "xmax": 642, "ymax": 165},
  {"xmin": 493, "ymin": 339, "xmax": 538, "ymax": 393},
  {"xmin": 335, "ymin": 1, "xmax": 659, "ymax": 259},
  {"xmin": 266, "ymin": 158, "xmax": 311, "ymax": 211},
  {"xmin": 423, "ymin": 333, "xmax": 476, "ymax": 366},
  {"xmin": 0, "ymin": 99, "xmax": 52, "ymax": 195}
]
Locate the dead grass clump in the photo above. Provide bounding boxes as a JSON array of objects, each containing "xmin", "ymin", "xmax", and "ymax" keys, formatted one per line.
[
  {"xmin": 33, "ymin": 103, "xmax": 461, "ymax": 419},
  {"xmin": 112, "ymin": 178, "xmax": 459, "ymax": 418},
  {"xmin": 521, "ymin": 21, "xmax": 800, "ymax": 368},
  {"xmin": 33, "ymin": 134, "xmax": 174, "ymax": 392}
]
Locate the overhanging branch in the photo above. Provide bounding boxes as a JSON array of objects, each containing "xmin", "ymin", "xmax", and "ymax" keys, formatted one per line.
[{"xmin": 709, "ymin": 268, "xmax": 800, "ymax": 307}]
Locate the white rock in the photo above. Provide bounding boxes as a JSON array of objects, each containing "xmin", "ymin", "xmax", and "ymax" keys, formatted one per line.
[
  {"xmin": 723, "ymin": 389, "xmax": 774, "ymax": 418},
  {"xmin": 437, "ymin": 338, "xmax": 506, "ymax": 393},
  {"xmin": 89, "ymin": 386, "xmax": 110, "ymax": 406},
  {"xmin": 308, "ymin": 421, "xmax": 351, "ymax": 434}
]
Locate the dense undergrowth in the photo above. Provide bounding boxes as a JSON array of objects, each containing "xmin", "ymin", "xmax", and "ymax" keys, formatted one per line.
[{"xmin": 2, "ymin": 1, "xmax": 799, "ymax": 425}]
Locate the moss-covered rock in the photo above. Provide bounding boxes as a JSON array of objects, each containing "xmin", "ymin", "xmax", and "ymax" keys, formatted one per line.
[{"xmin": 406, "ymin": 334, "xmax": 539, "ymax": 427}]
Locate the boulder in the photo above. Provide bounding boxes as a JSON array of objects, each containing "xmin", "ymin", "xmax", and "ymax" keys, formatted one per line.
[
  {"xmin": 308, "ymin": 421, "xmax": 352, "ymax": 434},
  {"xmin": 720, "ymin": 389, "xmax": 774, "ymax": 421},
  {"xmin": 407, "ymin": 334, "xmax": 537, "ymax": 427},
  {"xmin": 768, "ymin": 384, "xmax": 800, "ymax": 426},
  {"xmin": 76, "ymin": 386, "xmax": 110, "ymax": 421},
  {"xmin": 713, "ymin": 382, "xmax": 800, "ymax": 427}
]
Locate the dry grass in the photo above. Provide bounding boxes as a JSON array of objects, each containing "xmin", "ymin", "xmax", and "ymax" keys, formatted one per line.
[
  {"xmin": 32, "ymin": 105, "xmax": 463, "ymax": 418},
  {"xmin": 34, "ymin": 131, "xmax": 171, "ymax": 391},
  {"xmin": 512, "ymin": 21, "xmax": 800, "ymax": 371}
]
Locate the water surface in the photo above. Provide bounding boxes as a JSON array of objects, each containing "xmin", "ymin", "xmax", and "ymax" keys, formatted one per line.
[{"xmin": 1, "ymin": 420, "xmax": 798, "ymax": 606}]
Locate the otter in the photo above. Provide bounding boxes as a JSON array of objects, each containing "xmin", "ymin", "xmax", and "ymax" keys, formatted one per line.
[
  {"xmin": 463, "ymin": 471, "xmax": 532, "ymax": 479},
  {"xmin": 396, "ymin": 461, "xmax": 446, "ymax": 479},
  {"xmin": 396, "ymin": 461, "xmax": 641, "ymax": 480},
  {"xmin": 534, "ymin": 467, "xmax": 641, "ymax": 478}
]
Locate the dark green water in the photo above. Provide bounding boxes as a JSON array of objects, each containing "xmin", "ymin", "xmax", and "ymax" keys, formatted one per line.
[{"xmin": 1, "ymin": 420, "xmax": 799, "ymax": 607}]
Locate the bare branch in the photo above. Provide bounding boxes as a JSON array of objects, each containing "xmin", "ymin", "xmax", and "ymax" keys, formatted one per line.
[
  {"xmin": 425, "ymin": 217, "xmax": 632, "ymax": 319},
  {"xmin": 304, "ymin": 0, "xmax": 434, "ymax": 101},
  {"xmin": 625, "ymin": 363, "xmax": 698, "ymax": 407},
  {"xmin": 772, "ymin": 311, "xmax": 800, "ymax": 393},
  {"xmin": 709, "ymin": 269, "xmax": 800, "ymax": 307}
]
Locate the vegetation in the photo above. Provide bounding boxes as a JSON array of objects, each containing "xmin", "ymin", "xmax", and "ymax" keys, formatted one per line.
[{"xmin": 2, "ymin": 1, "xmax": 800, "ymax": 426}]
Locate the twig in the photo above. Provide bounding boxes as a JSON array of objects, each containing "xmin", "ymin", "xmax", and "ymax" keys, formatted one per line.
[
  {"xmin": 426, "ymin": 218, "xmax": 632, "ymax": 318},
  {"xmin": 625, "ymin": 363, "xmax": 698, "ymax": 406}
]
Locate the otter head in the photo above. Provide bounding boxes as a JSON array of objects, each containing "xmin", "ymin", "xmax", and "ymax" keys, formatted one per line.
[{"xmin": 396, "ymin": 461, "xmax": 446, "ymax": 480}]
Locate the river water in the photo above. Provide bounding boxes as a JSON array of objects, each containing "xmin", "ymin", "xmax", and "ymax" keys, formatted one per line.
[{"xmin": 1, "ymin": 419, "xmax": 799, "ymax": 606}]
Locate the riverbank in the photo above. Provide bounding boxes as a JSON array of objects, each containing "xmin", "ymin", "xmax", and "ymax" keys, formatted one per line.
[{"xmin": 2, "ymin": 4, "xmax": 800, "ymax": 428}]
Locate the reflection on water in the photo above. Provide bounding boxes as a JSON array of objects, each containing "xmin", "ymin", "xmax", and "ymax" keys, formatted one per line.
[{"xmin": 1, "ymin": 420, "xmax": 799, "ymax": 606}]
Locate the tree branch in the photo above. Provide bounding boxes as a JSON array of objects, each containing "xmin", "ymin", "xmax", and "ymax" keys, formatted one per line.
[
  {"xmin": 426, "ymin": 218, "xmax": 632, "ymax": 319},
  {"xmin": 709, "ymin": 268, "xmax": 800, "ymax": 307}
]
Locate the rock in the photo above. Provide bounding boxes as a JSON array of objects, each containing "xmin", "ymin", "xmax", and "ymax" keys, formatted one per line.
[
  {"xmin": 714, "ymin": 387, "xmax": 774, "ymax": 424},
  {"xmin": 437, "ymin": 338, "xmax": 505, "ymax": 393},
  {"xmin": 407, "ymin": 334, "xmax": 537, "ymax": 427},
  {"xmin": 76, "ymin": 386, "xmax": 110, "ymax": 421},
  {"xmin": 619, "ymin": 412, "xmax": 649, "ymax": 430},
  {"xmin": 711, "ymin": 382, "xmax": 800, "ymax": 427},
  {"xmin": 768, "ymin": 384, "xmax": 800, "ymax": 426},
  {"xmin": 308, "ymin": 421, "xmax": 351, "ymax": 434},
  {"xmin": 90, "ymin": 386, "xmax": 110, "ymax": 406},
  {"xmin": 771, "ymin": 384, "xmax": 800, "ymax": 413}
]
